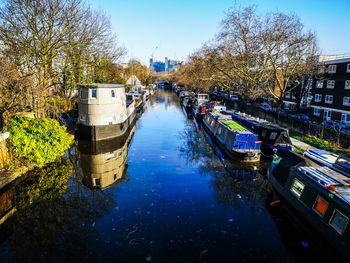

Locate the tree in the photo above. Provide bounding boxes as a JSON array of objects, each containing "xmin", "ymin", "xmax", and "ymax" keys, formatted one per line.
[
  {"xmin": 0, "ymin": 0, "xmax": 126, "ymax": 118},
  {"xmin": 263, "ymin": 11, "xmax": 319, "ymax": 119},
  {"xmin": 0, "ymin": 58, "xmax": 29, "ymax": 128}
]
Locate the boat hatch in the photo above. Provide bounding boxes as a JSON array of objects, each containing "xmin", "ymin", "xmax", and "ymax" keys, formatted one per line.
[{"xmin": 298, "ymin": 166, "xmax": 350, "ymax": 188}]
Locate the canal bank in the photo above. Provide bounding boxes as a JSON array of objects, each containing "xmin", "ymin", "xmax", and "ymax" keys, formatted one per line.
[{"xmin": 0, "ymin": 91, "xmax": 341, "ymax": 262}]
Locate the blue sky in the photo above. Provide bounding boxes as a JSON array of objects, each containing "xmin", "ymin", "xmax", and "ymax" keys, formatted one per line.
[{"xmin": 90, "ymin": 0, "xmax": 350, "ymax": 65}]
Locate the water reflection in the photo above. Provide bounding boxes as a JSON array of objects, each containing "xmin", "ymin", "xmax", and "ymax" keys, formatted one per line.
[
  {"xmin": 179, "ymin": 121, "xmax": 272, "ymax": 212},
  {"xmin": 78, "ymin": 126, "xmax": 135, "ymax": 189}
]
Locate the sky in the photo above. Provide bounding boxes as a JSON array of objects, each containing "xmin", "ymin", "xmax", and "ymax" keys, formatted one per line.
[{"xmin": 90, "ymin": 0, "xmax": 350, "ymax": 65}]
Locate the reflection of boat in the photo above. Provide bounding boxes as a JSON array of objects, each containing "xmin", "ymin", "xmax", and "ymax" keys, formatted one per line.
[
  {"xmin": 268, "ymin": 151, "xmax": 350, "ymax": 260},
  {"xmin": 77, "ymin": 84, "xmax": 136, "ymax": 141},
  {"xmin": 78, "ymin": 124, "xmax": 135, "ymax": 190},
  {"xmin": 203, "ymin": 112, "xmax": 261, "ymax": 162},
  {"xmin": 225, "ymin": 111, "xmax": 292, "ymax": 157},
  {"xmin": 304, "ymin": 149, "xmax": 350, "ymax": 176}
]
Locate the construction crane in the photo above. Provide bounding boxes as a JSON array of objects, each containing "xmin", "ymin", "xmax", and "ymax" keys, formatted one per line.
[
  {"xmin": 150, "ymin": 42, "xmax": 161, "ymax": 72},
  {"xmin": 151, "ymin": 42, "xmax": 161, "ymax": 61}
]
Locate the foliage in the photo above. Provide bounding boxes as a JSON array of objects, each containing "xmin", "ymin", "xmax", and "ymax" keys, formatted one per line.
[
  {"xmin": 5, "ymin": 116, "xmax": 74, "ymax": 167},
  {"xmin": 0, "ymin": 0, "xmax": 126, "ymax": 119},
  {"xmin": 16, "ymin": 158, "xmax": 73, "ymax": 209},
  {"xmin": 293, "ymin": 135, "xmax": 349, "ymax": 156}
]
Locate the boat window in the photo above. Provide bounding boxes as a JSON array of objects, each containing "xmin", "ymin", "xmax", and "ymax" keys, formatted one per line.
[
  {"xmin": 218, "ymin": 127, "xmax": 222, "ymax": 134},
  {"xmin": 118, "ymin": 150, "xmax": 123, "ymax": 156},
  {"xmin": 114, "ymin": 172, "xmax": 118, "ymax": 181},
  {"xmin": 270, "ymin": 132, "xmax": 277, "ymax": 140},
  {"xmin": 329, "ymin": 209, "xmax": 349, "ymax": 235},
  {"xmin": 105, "ymin": 152, "xmax": 116, "ymax": 161},
  {"xmin": 261, "ymin": 130, "xmax": 266, "ymax": 137},
  {"xmin": 94, "ymin": 178, "xmax": 101, "ymax": 186},
  {"xmin": 91, "ymin": 89, "xmax": 97, "ymax": 98},
  {"xmin": 313, "ymin": 195, "xmax": 328, "ymax": 217},
  {"xmin": 111, "ymin": 90, "xmax": 116, "ymax": 97},
  {"xmin": 290, "ymin": 178, "xmax": 305, "ymax": 198}
]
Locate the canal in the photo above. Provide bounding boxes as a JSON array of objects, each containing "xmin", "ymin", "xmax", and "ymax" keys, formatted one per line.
[{"xmin": 0, "ymin": 91, "xmax": 337, "ymax": 262}]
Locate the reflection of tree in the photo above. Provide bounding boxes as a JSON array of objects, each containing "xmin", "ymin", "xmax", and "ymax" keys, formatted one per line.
[
  {"xmin": 16, "ymin": 159, "xmax": 73, "ymax": 209},
  {"xmin": 179, "ymin": 122, "xmax": 271, "ymax": 213},
  {"xmin": 6, "ymin": 152, "xmax": 118, "ymax": 262}
]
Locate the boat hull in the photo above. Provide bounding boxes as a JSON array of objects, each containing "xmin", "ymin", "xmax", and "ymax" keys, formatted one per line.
[
  {"xmin": 77, "ymin": 110, "xmax": 136, "ymax": 141},
  {"xmin": 268, "ymin": 170, "xmax": 350, "ymax": 261}
]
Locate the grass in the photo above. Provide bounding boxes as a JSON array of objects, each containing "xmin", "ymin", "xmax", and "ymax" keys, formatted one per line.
[
  {"xmin": 290, "ymin": 132, "xmax": 350, "ymax": 157},
  {"xmin": 223, "ymin": 121, "xmax": 246, "ymax": 130}
]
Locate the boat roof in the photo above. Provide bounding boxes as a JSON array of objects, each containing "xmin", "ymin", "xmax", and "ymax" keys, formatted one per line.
[
  {"xmin": 298, "ymin": 166, "xmax": 350, "ymax": 188},
  {"xmin": 309, "ymin": 149, "xmax": 333, "ymax": 155},
  {"xmin": 79, "ymin": 83, "xmax": 125, "ymax": 89}
]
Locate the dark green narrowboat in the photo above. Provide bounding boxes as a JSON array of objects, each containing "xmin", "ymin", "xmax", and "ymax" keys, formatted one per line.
[{"xmin": 269, "ymin": 152, "xmax": 350, "ymax": 260}]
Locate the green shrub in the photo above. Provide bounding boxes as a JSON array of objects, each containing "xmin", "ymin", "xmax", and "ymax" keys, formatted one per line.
[{"xmin": 5, "ymin": 116, "xmax": 74, "ymax": 167}]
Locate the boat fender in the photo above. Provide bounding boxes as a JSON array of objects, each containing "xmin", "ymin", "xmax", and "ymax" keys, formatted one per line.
[{"xmin": 269, "ymin": 200, "xmax": 281, "ymax": 207}]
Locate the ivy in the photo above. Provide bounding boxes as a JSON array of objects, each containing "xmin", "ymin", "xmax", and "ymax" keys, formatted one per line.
[{"xmin": 5, "ymin": 116, "xmax": 74, "ymax": 167}]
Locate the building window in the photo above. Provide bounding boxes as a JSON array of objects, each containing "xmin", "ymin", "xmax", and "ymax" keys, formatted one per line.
[
  {"xmin": 290, "ymin": 178, "xmax": 305, "ymax": 198},
  {"xmin": 327, "ymin": 80, "xmax": 335, "ymax": 89},
  {"xmin": 324, "ymin": 110, "xmax": 332, "ymax": 120},
  {"xmin": 285, "ymin": 92, "xmax": 290, "ymax": 99},
  {"xmin": 345, "ymin": 80, "xmax": 350, "ymax": 89},
  {"xmin": 342, "ymin": 113, "xmax": 350, "ymax": 123},
  {"xmin": 325, "ymin": 95, "xmax": 333, "ymax": 104},
  {"xmin": 344, "ymin": 97, "xmax": 350, "ymax": 106},
  {"xmin": 313, "ymin": 196, "xmax": 328, "ymax": 217},
  {"xmin": 313, "ymin": 108, "xmax": 321, "ymax": 116},
  {"xmin": 316, "ymin": 80, "xmax": 323, "ymax": 89},
  {"xmin": 315, "ymin": 94, "xmax": 322, "ymax": 102},
  {"xmin": 328, "ymin": 65, "xmax": 337, "ymax": 73},
  {"xmin": 91, "ymin": 89, "xmax": 97, "ymax": 98},
  {"xmin": 347, "ymin": 64, "xmax": 350, "ymax": 73},
  {"xmin": 111, "ymin": 90, "xmax": 116, "ymax": 97},
  {"xmin": 329, "ymin": 209, "xmax": 349, "ymax": 235}
]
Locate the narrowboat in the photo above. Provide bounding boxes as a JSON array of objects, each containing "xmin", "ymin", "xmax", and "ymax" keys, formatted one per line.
[
  {"xmin": 192, "ymin": 94, "xmax": 210, "ymax": 120},
  {"xmin": 304, "ymin": 149, "xmax": 350, "ymax": 177},
  {"xmin": 226, "ymin": 111, "xmax": 292, "ymax": 157},
  {"xmin": 269, "ymin": 152, "xmax": 350, "ymax": 260},
  {"xmin": 77, "ymin": 84, "xmax": 136, "ymax": 141},
  {"xmin": 202, "ymin": 112, "xmax": 261, "ymax": 162}
]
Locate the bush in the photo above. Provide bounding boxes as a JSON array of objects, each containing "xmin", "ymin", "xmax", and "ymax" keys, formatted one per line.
[{"xmin": 5, "ymin": 116, "xmax": 74, "ymax": 167}]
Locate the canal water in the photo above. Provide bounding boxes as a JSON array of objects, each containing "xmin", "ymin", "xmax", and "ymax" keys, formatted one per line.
[{"xmin": 0, "ymin": 92, "xmax": 337, "ymax": 262}]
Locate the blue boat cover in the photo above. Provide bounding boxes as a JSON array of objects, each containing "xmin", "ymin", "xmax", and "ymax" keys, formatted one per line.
[{"xmin": 233, "ymin": 131, "xmax": 260, "ymax": 150}]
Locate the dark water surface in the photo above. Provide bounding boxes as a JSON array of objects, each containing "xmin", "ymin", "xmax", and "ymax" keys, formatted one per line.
[{"xmin": 0, "ymin": 92, "xmax": 337, "ymax": 262}]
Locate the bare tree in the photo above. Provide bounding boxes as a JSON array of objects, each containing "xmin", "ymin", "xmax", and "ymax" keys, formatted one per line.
[
  {"xmin": 0, "ymin": 0, "xmax": 126, "ymax": 118},
  {"xmin": 263, "ymin": 11, "xmax": 319, "ymax": 119}
]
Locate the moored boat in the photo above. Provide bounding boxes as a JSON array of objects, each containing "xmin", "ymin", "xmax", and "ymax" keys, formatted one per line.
[
  {"xmin": 226, "ymin": 111, "xmax": 292, "ymax": 157},
  {"xmin": 77, "ymin": 83, "xmax": 136, "ymax": 141},
  {"xmin": 304, "ymin": 149, "xmax": 350, "ymax": 177},
  {"xmin": 269, "ymin": 151, "xmax": 350, "ymax": 261},
  {"xmin": 192, "ymin": 94, "xmax": 210, "ymax": 121},
  {"xmin": 202, "ymin": 112, "xmax": 261, "ymax": 162}
]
